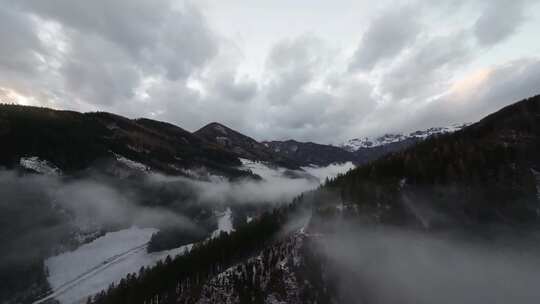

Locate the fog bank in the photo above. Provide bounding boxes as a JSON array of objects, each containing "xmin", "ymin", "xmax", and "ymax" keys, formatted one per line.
[{"xmin": 314, "ymin": 225, "xmax": 540, "ymax": 304}]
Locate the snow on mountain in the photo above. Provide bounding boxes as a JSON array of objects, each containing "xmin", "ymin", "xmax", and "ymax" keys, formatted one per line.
[
  {"xmin": 342, "ymin": 134, "xmax": 407, "ymax": 151},
  {"xmin": 19, "ymin": 156, "xmax": 61, "ymax": 175},
  {"xmin": 341, "ymin": 123, "xmax": 469, "ymax": 152},
  {"xmin": 212, "ymin": 207, "xmax": 234, "ymax": 238},
  {"xmin": 239, "ymin": 158, "xmax": 288, "ymax": 180},
  {"xmin": 114, "ymin": 154, "xmax": 150, "ymax": 171},
  {"xmin": 37, "ymin": 227, "xmax": 191, "ymax": 304}
]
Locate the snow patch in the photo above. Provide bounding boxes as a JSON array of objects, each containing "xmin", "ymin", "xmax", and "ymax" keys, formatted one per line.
[
  {"xmin": 212, "ymin": 208, "xmax": 234, "ymax": 237},
  {"xmin": 20, "ymin": 156, "xmax": 61, "ymax": 175},
  {"xmin": 213, "ymin": 124, "xmax": 228, "ymax": 135},
  {"xmin": 114, "ymin": 154, "xmax": 150, "ymax": 171}
]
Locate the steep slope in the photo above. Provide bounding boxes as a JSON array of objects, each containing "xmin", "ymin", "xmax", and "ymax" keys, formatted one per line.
[
  {"xmin": 324, "ymin": 95, "xmax": 540, "ymax": 227},
  {"xmin": 0, "ymin": 105, "xmax": 245, "ymax": 177},
  {"xmin": 87, "ymin": 113, "xmax": 242, "ymax": 176},
  {"xmin": 86, "ymin": 95, "xmax": 540, "ymax": 304},
  {"xmin": 265, "ymin": 125, "xmax": 470, "ymax": 167},
  {"xmin": 0, "ymin": 106, "xmax": 110, "ymax": 171},
  {"xmin": 342, "ymin": 124, "xmax": 469, "ymax": 165},
  {"xmin": 263, "ymin": 139, "xmax": 356, "ymax": 166},
  {"xmin": 351, "ymin": 137, "xmax": 419, "ymax": 164},
  {"xmin": 195, "ymin": 122, "xmax": 300, "ymax": 168}
]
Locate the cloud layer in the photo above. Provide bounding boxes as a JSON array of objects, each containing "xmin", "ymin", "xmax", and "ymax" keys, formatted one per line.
[
  {"xmin": 315, "ymin": 225, "xmax": 540, "ymax": 304},
  {"xmin": 0, "ymin": 0, "xmax": 539, "ymax": 143}
]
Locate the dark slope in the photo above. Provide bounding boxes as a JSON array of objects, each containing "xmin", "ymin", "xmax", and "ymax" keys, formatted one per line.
[
  {"xmin": 352, "ymin": 137, "xmax": 419, "ymax": 164},
  {"xmin": 324, "ymin": 95, "xmax": 540, "ymax": 227},
  {"xmin": 264, "ymin": 137, "xmax": 433, "ymax": 167},
  {"xmin": 0, "ymin": 105, "xmax": 243, "ymax": 176},
  {"xmin": 86, "ymin": 95, "xmax": 540, "ymax": 304},
  {"xmin": 195, "ymin": 122, "xmax": 300, "ymax": 168},
  {"xmin": 0, "ymin": 106, "xmax": 110, "ymax": 171},
  {"xmin": 88, "ymin": 113, "xmax": 242, "ymax": 175},
  {"xmin": 263, "ymin": 139, "xmax": 357, "ymax": 166}
]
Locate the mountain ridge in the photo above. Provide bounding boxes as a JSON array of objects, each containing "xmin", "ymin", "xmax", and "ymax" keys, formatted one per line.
[
  {"xmin": 22, "ymin": 95, "xmax": 540, "ymax": 304},
  {"xmin": 0, "ymin": 104, "xmax": 483, "ymax": 178},
  {"xmin": 0, "ymin": 105, "xmax": 246, "ymax": 178},
  {"xmin": 341, "ymin": 123, "xmax": 469, "ymax": 151},
  {"xmin": 194, "ymin": 122, "xmax": 301, "ymax": 169},
  {"xmin": 262, "ymin": 139, "xmax": 356, "ymax": 166},
  {"xmin": 323, "ymin": 94, "xmax": 540, "ymax": 227}
]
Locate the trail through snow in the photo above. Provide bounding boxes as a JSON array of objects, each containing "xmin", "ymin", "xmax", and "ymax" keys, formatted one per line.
[{"xmin": 35, "ymin": 227, "xmax": 191, "ymax": 304}]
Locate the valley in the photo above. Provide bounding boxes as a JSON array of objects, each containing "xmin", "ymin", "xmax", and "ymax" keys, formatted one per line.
[{"xmin": 1, "ymin": 95, "xmax": 540, "ymax": 304}]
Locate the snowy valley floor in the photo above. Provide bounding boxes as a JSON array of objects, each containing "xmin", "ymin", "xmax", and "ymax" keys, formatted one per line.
[{"xmin": 35, "ymin": 209, "xmax": 234, "ymax": 304}]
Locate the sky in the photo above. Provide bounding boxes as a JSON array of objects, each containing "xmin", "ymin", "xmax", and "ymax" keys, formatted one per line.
[{"xmin": 0, "ymin": 0, "xmax": 539, "ymax": 144}]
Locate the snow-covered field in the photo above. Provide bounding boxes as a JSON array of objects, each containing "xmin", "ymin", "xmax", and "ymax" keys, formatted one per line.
[
  {"xmin": 36, "ymin": 227, "xmax": 191, "ymax": 304},
  {"xmin": 39, "ymin": 208, "xmax": 235, "ymax": 304}
]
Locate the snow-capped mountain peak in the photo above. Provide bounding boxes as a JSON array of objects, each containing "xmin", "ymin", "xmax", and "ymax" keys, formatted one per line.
[{"xmin": 342, "ymin": 123, "xmax": 469, "ymax": 152}]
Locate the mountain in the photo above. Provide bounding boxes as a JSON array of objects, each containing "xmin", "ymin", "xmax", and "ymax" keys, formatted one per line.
[
  {"xmin": 341, "ymin": 123, "xmax": 469, "ymax": 151},
  {"xmin": 334, "ymin": 124, "xmax": 469, "ymax": 166},
  {"xmin": 0, "ymin": 104, "xmax": 470, "ymax": 179},
  {"xmin": 7, "ymin": 97, "xmax": 540, "ymax": 304},
  {"xmin": 0, "ymin": 105, "xmax": 249, "ymax": 178},
  {"xmin": 324, "ymin": 95, "xmax": 540, "ymax": 227},
  {"xmin": 263, "ymin": 125, "xmax": 470, "ymax": 167},
  {"xmin": 194, "ymin": 122, "xmax": 300, "ymax": 168},
  {"xmin": 263, "ymin": 139, "xmax": 356, "ymax": 166},
  {"xmin": 86, "ymin": 95, "xmax": 540, "ymax": 304}
]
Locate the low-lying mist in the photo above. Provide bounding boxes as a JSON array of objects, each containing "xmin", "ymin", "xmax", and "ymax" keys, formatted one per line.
[
  {"xmin": 312, "ymin": 224, "xmax": 540, "ymax": 304},
  {"xmin": 0, "ymin": 161, "xmax": 353, "ymax": 265},
  {"xmin": 145, "ymin": 161, "xmax": 354, "ymax": 207}
]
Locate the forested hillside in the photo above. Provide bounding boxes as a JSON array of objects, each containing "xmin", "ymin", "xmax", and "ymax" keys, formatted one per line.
[
  {"xmin": 324, "ymin": 95, "xmax": 540, "ymax": 227},
  {"xmin": 0, "ymin": 105, "xmax": 243, "ymax": 177},
  {"xmin": 87, "ymin": 95, "xmax": 540, "ymax": 304},
  {"xmin": 87, "ymin": 203, "xmax": 304, "ymax": 304}
]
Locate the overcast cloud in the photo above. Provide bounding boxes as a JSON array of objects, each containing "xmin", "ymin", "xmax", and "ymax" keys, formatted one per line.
[{"xmin": 0, "ymin": 0, "xmax": 539, "ymax": 143}]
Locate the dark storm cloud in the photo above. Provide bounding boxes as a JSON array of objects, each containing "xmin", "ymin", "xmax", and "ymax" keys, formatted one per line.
[
  {"xmin": 375, "ymin": 57, "xmax": 540, "ymax": 134},
  {"xmin": 212, "ymin": 72, "xmax": 258, "ymax": 103},
  {"xmin": 61, "ymin": 33, "xmax": 140, "ymax": 105},
  {"xmin": 381, "ymin": 31, "xmax": 473, "ymax": 99},
  {"xmin": 0, "ymin": 4, "xmax": 56, "ymax": 100},
  {"xmin": 12, "ymin": 0, "xmax": 218, "ymax": 79},
  {"xmin": 349, "ymin": 5, "xmax": 421, "ymax": 71},
  {"xmin": 256, "ymin": 35, "xmax": 376, "ymax": 142},
  {"xmin": 474, "ymin": 0, "xmax": 529, "ymax": 46},
  {"xmin": 0, "ymin": 6, "xmax": 44, "ymax": 74},
  {"xmin": 4, "ymin": 0, "xmax": 218, "ymax": 107},
  {"xmin": 0, "ymin": 0, "xmax": 538, "ymax": 143},
  {"xmin": 265, "ymin": 36, "xmax": 324, "ymax": 104}
]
